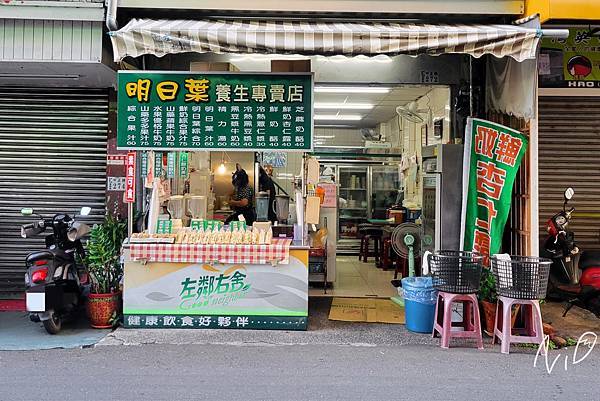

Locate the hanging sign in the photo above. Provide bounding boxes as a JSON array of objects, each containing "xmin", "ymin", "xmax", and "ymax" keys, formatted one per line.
[
  {"xmin": 179, "ymin": 152, "xmax": 189, "ymax": 178},
  {"xmin": 154, "ymin": 151, "xmax": 163, "ymax": 177},
  {"xmin": 460, "ymin": 118, "xmax": 528, "ymax": 264},
  {"xmin": 167, "ymin": 152, "xmax": 176, "ymax": 178},
  {"xmin": 117, "ymin": 71, "xmax": 313, "ymax": 152},
  {"xmin": 125, "ymin": 151, "xmax": 136, "ymax": 203},
  {"xmin": 140, "ymin": 151, "xmax": 148, "ymax": 177},
  {"xmin": 107, "ymin": 154, "xmax": 127, "ymax": 166}
]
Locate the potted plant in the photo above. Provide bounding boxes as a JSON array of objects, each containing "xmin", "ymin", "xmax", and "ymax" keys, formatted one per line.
[
  {"xmin": 478, "ymin": 268, "xmax": 520, "ymax": 336},
  {"xmin": 478, "ymin": 267, "xmax": 498, "ymax": 335},
  {"xmin": 85, "ymin": 215, "xmax": 127, "ymax": 328}
]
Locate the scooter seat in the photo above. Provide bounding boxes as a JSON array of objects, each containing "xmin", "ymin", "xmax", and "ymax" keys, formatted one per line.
[
  {"xmin": 579, "ymin": 250, "xmax": 600, "ymax": 270},
  {"xmin": 25, "ymin": 251, "xmax": 54, "ymax": 264}
]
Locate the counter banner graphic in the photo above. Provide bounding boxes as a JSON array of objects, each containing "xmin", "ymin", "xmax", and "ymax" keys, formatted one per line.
[
  {"xmin": 460, "ymin": 118, "xmax": 528, "ymax": 264},
  {"xmin": 123, "ymin": 252, "xmax": 308, "ymax": 330},
  {"xmin": 117, "ymin": 71, "xmax": 313, "ymax": 152}
]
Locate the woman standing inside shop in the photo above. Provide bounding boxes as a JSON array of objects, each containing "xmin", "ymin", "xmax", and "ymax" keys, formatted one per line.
[{"xmin": 226, "ymin": 167, "xmax": 255, "ymax": 225}]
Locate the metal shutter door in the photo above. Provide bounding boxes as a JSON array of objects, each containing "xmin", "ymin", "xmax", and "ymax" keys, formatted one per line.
[
  {"xmin": 539, "ymin": 96, "xmax": 600, "ymax": 250},
  {"xmin": 0, "ymin": 88, "xmax": 107, "ymax": 298}
]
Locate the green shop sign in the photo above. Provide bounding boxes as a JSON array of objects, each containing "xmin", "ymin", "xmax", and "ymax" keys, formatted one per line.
[
  {"xmin": 461, "ymin": 118, "xmax": 528, "ymax": 264},
  {"xmin": 117, "ymin": 71, "xmax": 313, "ymax": 151}
]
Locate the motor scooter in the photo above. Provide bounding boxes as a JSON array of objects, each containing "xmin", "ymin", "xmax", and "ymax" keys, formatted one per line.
[
  {"xmin": 21, "ymin": 207, "xmax": 91, "ymax": 334},
  {"xmin": 543, "ymin": 188, "xmax": 600, "ymax": 317}
]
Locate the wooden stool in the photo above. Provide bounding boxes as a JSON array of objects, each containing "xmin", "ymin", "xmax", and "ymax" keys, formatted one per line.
[
  {"xmin": 432, "ymin": 291, "xmax": 484, "ymax": 350},
  {"xmin": 492, "ymin": 296, "xmax": 546, "ymax": 355}
]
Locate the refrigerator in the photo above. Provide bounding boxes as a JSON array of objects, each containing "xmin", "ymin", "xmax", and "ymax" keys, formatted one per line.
[
  {"xmin": 321, "ymin": 161, "xmax": 402, "ymax": 254},
  {"xmin": 421, "ymin": 144, "xmax": 464, "ymax": 253}
]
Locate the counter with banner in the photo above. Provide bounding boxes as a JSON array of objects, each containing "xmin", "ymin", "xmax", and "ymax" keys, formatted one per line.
[{"xmin": 123, "ymin": 247, "xmax": 309, "ymax": 330}]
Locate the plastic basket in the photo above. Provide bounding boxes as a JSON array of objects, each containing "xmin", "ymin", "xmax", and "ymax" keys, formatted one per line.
[
  {"xmin": 491, "ymin": 255, "xmax": 551, "ymax": 300},
  {"xmin": 428, "ymin": 250, "xmax": 483, "ymax": 294}
]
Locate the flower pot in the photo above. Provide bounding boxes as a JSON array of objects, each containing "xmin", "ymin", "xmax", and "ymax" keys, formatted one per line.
[
  {"xmin": 480, "ymin": 300, "xmax": 520, "ymax": 336},
  {"xmin": 88, "ymin": 292, "xmax": 121, "ymax": 329},
  {"xmin": 481, "ymin": 300, "xmax": 497, "ymax": 336}
]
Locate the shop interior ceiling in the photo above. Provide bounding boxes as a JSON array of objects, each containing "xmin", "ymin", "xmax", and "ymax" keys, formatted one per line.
[{"xmin": 314, "ymin": 86, "xmax": 433, "ymax": 129}]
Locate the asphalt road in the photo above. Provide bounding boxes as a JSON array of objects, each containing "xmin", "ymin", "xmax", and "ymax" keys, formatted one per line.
[{"xmin": 1, "ymin": 343, "xmax": 599, "ymax": 401}]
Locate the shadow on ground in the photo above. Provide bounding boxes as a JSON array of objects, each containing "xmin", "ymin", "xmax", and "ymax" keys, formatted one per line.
[{"xmin": 0, "ymin": 311, "xmax": 110, "ymax": 351}]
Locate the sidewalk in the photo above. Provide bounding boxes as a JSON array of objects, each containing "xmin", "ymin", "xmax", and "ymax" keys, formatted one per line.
[
  {"xmin": 99, "ymin": 298, "xmax": 439, "ymax": 347},
  {"xmin": 0, "ymin": 311, "xmax": 109, "ymax": 351}
]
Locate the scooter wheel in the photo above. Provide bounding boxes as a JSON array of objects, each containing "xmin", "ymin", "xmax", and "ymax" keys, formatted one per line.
[{"xmin": 43, "ymin": 312, "xmax": 62, "ymax": 335}]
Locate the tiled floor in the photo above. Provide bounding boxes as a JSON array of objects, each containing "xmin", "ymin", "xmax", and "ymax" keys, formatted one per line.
[{"xmin": 309, "ymin": 256, "xmax": 398, "ymax": 298}]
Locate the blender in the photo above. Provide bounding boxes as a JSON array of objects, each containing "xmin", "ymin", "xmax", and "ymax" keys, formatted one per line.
[
  {"xmin": 167, "ymin": 195, "xmax": 185, "ymax": 230},
  {"xmin": 272, "ymin": 195, "xmax": 293, "ymax": 238},
  {"xmin": 187, "ymin": 195, "xmax": 207, "ymax": 227},
  {"xmin": 255, "ymin": 191, "xmax": 270, "ymax": 222}
]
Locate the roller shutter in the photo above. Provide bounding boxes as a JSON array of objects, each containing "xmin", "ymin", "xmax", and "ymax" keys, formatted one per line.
[
  {"xmin": 0, "ymin": 88, "xmax": 107, "ymax": 298},
  {"xmin": 539, "ymin": 96, "xmax": 600, "ymax": 251}
]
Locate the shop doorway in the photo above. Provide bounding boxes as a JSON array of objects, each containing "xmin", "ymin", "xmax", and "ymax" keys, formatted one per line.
[{"xmin": 303, "ymin": 83, "xmax": 453, "ymax": 298}]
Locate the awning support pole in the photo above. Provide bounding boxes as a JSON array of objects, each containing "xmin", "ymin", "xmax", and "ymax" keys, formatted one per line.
[{"xmin": 540, "ymin": 29, "xmax": 570, "ymax": 39}]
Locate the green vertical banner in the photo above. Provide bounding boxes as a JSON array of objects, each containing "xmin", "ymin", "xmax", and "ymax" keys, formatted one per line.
[
  {"xmin": 140, "ymin": 151, "xmax": 148, "ymax": 177},
  {"xmin": 155, "ymin": 151, "xmax": 163, "ymax": 177},
  {"xmin": 167, "ymin": 152, "xmax": 176, "ymax": 178},
  {"xmin": 461, "ymin": 118, "xmax": 528, "ymax": 264},
  {"xmin": 179, "ymin": 152, "xmax": 189, "ymax": 178}
]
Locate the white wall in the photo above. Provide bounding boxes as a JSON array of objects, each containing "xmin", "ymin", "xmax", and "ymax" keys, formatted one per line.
[{"xmin": 384, "ymin": 86, "xmax": 451, "ymax": 207}]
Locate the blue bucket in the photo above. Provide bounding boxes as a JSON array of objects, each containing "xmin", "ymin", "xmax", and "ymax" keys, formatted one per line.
[{"xmin": 402, "ymin": 276, "xmax": 437, "ymax": 333}]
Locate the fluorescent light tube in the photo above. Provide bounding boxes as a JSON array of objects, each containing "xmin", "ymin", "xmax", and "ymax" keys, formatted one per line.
[
  {"xmin": 314, "ymin": 114, "xmax": 363, "ymax": 121},
  {"xmin": 314, "ymin": 103, "xmax": 374, "ymax": 110},
  {"xmin": 314, "ymin": 86, "xmax": 391, "ymax": 94}
]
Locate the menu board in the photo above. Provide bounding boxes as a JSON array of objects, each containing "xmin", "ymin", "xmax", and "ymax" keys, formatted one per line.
[{"xmin": 117, "ymin": 72, "xmax": 313, "ymax": 152}]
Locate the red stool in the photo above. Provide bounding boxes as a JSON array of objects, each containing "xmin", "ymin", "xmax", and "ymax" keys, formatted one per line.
[
  {"xmin": 492, "ymin": 296, "xmax": 546, "ymax": 355},
  {"xmin": 381, "ymin": 238, "xmax": 397, "ymax": 270},
  {"xmin": 432, "ymin": 291, "xmax": 484, "ymax": 349},
  {"xmin": 359, "ymin": 234, "xmax": 382, "ymax": 264}
]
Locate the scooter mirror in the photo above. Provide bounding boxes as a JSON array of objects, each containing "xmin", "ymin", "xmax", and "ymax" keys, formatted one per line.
[
  {"xmin": 80, "ymin": 206, "xmax": 92, "ymax": 216},
  {"xmin": 21, "ymin": 208, "xmax": 33, "ymax": 216},
  {"xmin": 564, "ymin": 187, "xmax": 575, "ymax": 201}
]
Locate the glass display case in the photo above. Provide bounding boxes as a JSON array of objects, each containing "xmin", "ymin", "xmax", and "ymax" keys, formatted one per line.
[
  {"xmin": 370, "ymin": 165, "xmax": 401, "ymax": 219},
  {"xmin": 337, "ymin": 166, "xmax": 369, "ymax": 252}
]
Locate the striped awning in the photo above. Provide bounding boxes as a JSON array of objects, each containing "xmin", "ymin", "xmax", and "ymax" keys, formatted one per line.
[{"xmin": 109, "ymin": 19, "xmax": 541, "ymax": 63}]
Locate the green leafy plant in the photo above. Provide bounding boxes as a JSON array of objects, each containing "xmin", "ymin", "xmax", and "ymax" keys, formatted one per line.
[
  {"xmin": 85, "ymin": 216, "xmax": 127, "ymax": 294},
  {"xmin": 478, "ymin": 267, "xmax": 498, "ymax": 303}
]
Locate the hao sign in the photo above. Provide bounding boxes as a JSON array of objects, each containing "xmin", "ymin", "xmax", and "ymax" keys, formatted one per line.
[
  {"xmin": 118, "ymin": 71, "xmax": 313, "ymax": 151},
  {"xmin": 540, "ymin": 28, "xmax": 600, "ymax": 88},
  {"xmin": 460, "ymin": 118, "xmax": 528, "ymax": 264}
]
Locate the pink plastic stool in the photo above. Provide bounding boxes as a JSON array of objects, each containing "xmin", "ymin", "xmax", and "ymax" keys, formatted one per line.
[
  {"xmin": 492, "ymin": 296, "xmax": 546, "ymax": 355},
  {"xmin": 432, "ymin": 291, "xmax": 484, "ymax": 349}
]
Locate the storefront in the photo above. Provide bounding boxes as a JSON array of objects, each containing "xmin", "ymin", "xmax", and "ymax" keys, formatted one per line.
[
  {"xmin": 108, "ymin": 16, "xmax": 567, "ymax": 328},
  {"xmin": 117, "ymin": 71, "xmax": 313, "ymax": 329}
]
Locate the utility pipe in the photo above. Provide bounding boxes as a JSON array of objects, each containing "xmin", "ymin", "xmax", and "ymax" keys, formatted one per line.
[{"xmin": 106, "ymin": 0, "xmax": 118, "ymax": 31}]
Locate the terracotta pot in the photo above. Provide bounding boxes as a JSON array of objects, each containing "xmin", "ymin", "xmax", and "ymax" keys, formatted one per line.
[
  {"xmin": 481, "ymin": 300, "xmax": 497, "ymax": 335},
  {"xmin": 480, "ymin": 300, "xmax": 520, "ymax": 336},
  {"xmin": 88, "ymin": 292, "xmax": 121, "ymax": 329}
]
